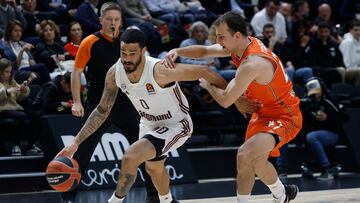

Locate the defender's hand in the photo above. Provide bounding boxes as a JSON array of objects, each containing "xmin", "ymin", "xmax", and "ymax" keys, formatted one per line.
[{"xmin": 163, "ymin": 49, "xmax": 178, "ymax": 69}]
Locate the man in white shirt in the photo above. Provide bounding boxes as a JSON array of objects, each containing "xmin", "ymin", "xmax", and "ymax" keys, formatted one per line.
[
  {"xmin": 339, "ymin": 20, "xmax": 360, "ymax": 85},
  {"xmin": 250, "ymin": 0, "xmax": 287, "ymax": 42},
  {"xmin": 339, "ymin": 20, "xmax": 360, "ymax": 69}
]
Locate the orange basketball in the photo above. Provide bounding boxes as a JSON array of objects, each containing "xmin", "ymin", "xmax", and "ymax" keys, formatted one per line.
[{"xmin": 45, "ymin": 156, "xmax": 81, "ymax": 192}]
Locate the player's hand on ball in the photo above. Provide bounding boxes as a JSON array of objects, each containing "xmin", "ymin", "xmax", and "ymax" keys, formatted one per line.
[{"xmin": 235, "ymin": 97, "xmax": 263, "ymax": 118}]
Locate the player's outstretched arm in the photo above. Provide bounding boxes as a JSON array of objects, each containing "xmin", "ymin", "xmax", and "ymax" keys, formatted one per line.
[
  {"xmin": 57, "ymin": 66, "xmax": 119, "ymax": 157},
  {"xmin": 163, "ymin": 44, "xmax": 230, "ymax": 69},
  {"xmin": 155, "ymin": 62, "xmax": 227, "ymax": 89}
]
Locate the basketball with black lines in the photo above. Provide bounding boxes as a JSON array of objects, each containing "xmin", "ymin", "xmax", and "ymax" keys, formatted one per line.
[{"xmin": 45, "ymin": 156, "xmax": 81, "ymax": 192}]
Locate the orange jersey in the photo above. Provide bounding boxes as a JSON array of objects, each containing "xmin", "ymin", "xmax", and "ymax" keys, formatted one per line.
[{"xmin": 231, "ymin": 36, "xmax": 302, "ymax": 157}]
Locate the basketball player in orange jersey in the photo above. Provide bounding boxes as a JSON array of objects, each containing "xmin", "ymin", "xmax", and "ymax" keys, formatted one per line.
[{"xmin": 164, "ymin": 11, "xmax": 302, "ymax": 203}]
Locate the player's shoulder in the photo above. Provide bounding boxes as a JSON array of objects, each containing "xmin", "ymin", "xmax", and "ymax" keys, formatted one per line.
[{"xmin": 240, "ymin": 55, "xmax": 273, "ymax": 72}]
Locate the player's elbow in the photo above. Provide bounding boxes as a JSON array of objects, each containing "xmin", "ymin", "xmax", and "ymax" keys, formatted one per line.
[
  {"xmin": 219, "ymin": 97, "xmax": 233, "ymax": 108},
  {"xmin": 221, "ymin": 101, "xmax": 232, "ymax": 108}
]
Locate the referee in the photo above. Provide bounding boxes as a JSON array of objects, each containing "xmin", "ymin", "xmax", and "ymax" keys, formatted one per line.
[{"xmin": 64, "ymin": 2, "xmax": 158, "ymax": 203}]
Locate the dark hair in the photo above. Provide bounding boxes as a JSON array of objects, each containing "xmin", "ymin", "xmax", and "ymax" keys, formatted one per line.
[
  {"xmin": 263, "ymin": 23, "xmax": 275, "ymax": 31},
  {"xmin": 213, "ymin": 11, "xmax": 247, "ymax": 36},
  {"xmin": 265, "ymin": 0, "xmax": 280, "ymax": 7},
  {"xmin": 61, "ymin": 71, "xmax": 71, "ymax": 84},
  {"xmin": 350, "ymin": 20, "xmax": 360, "ymax": 29},
  {"xmin": 100, "ymin": 2, "xmax": 122, "ymax": 17},
  {"xmin": 293, "ymin": 0, "xmax": 307, "ymax": 13},
  {"xmin": 67, "ymin": 21, "xmax": 82, "ymax": 43},
  {"xmin": 0, "ymin": 58, "xmax": 13, "ymax": 83},
  {"xmin": 4, "ymin": 19, "xmax": 23, "ymax": 41},
  {"xmin": 121, "ymin": 29, "xmax": 146, "ymax": 48},
  {"xmin": 318, "ymin": 21, "xmax": 331, "ymax": 30}
]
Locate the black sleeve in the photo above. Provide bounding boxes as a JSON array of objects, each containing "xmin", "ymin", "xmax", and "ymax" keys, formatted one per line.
[{"xmin": 41, "ymin": 85, "xmax": 62, "ymax": 114}]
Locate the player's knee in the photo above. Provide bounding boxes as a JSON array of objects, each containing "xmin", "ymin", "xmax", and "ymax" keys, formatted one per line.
[
  {"xmin": 237, "ymin": 151, "xmax": 251, "ymax": 169},
  {"xmin": 145, "ymin": 162, "xmax": 165, "ymax": 176},
  {"xmin": 121, "ymin": 153, "xmax": 140, "ymax": 170}
]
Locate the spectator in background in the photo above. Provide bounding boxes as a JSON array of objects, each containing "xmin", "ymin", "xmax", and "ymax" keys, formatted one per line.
[
  {"xmin": 143, "ymin": 0, "xmax": 217, "ymax": 27},
  {"xmin": 339, "ymin": 20, "xmax": 360, "ymax": 85},
  {"xmin": 291, "ymin": 19, "xmax": 313, "ymax": 69},
  {"xmin": 0, "ymin": 37, "xmax": 9, "ymax": 59},
  {"xmin": 250, "ymin": 0, "xmax": 287, "ymax": 42},
  {"xmin": 291, "ymin": 0, "xmax": 310, "ymax": 23},
  {"xmin": 64, "ymin": 21, "xmax": 83, "ymax": 59},
  {"xmin": 3, "ymin": 20, "xmax": 50, "ymax": 85},
  {"xmin": 277, "ymin": 77, "xmax": 344, "ymax": 181},
  {"xmin": 19, "ymin": 0, "xmax": 62, "ymax": 44},
  {"xmin": 33, "ymin": 71, "xmax": 72, "ymax": 115},
  {"xmin": 302, "ymin": 78, "xmax": 344, "ymax": 180},
  {"xmin": 179, "ymin": 21, "xmax": 235, "ymax": 81},
  {"xmin": 279, "ymin": 2, "xmax": 292, "ymax": 38},
  {"xmin": 310, "ymin": 3, "xmax": 342, "ymax": 45},
  {"xmin": 33, "ymin": 20, "xmax": 71, "ymax": 73},
  {"xmin": 35, "ymin": 0, "xmax": 72, "ymax": 25},
  {"xmin": 117, "ymin": 0, "xmax": 165, "ymax": 26},
  {"xmin": 142, "ymin": 0, "xmax": 181, "ymax": 26},
  {"xmin": 116, "ymin": 0, "xmax": 165, "ymax": 55},
  {"xmin": 260, "ymin": 23, "xmax": 313, "ymax": 86},
  {"xmin": 311, "ymin": 22, "xmax": 344, "ymax": 69},
  {"xmin": 245, "ymin": 23, "xmax": 255, "ymax": 37},
  {"xmin": 0, "ymin": 58, "xmax": 42, "ymax": 156},
  {"xmin": 0, "ymin": 0, "xmax": 27, "ymax": 37},
  {"xmin": 74, "ymin": 0, "xmax": 101, "ymax": 37}
]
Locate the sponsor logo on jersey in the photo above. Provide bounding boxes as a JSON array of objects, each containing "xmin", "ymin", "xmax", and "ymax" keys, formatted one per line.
[
  {"xmin": 139, "ymin": 110, "xmax": 172, "ymax": 121},
  {"xmin": 146, "ymin": 83, "xmax": 155, "ymax": 95}
]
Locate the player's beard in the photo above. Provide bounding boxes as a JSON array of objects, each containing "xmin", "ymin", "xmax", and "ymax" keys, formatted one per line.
[{"xmin": 123, "ymin": 56, "xmax": 142, "ymax": 74}]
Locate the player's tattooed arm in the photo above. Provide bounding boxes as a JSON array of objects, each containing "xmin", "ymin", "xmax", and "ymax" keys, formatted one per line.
[{"xmin": 74, "ymin": 67, "xmax": 118, "ymax": 145}]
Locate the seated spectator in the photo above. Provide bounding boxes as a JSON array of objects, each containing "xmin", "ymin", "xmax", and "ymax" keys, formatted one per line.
[
  {"xmin": 33, "ymin": 20, "xmax": 72, "ymax": 73},
  {"xmin": 276, "ymin": 77, "xmax": 344, "ymax": 180},
  {"xmin": 0, "ymin": 39, "xmax": 9, "ymax": 59},
  {"xmin": 246, "ymin": 23, "xmax": 255, "ymax": 37},
  {"xmin": 279, "ymin": 2, "xmax": 292, "ymax": 38},
  {"xmin": 0, "ymin": 58, "xmax": 42, "ymax": 156},
  {"xmin": 35, "ymin": 0, "xmax": 72, "ymax": 26},
  {"xmin": 115, "ymin": 0, "xmax": 166, "ymax": 55},
  {"xmin": 64, "ymin": 21, "xmax": 83, "ymax": 59},
  {"xmin": 310, "ymin": 3, "xmax": 342, "ymax": 45},
  {"xmin": 260, "ymin": 23, "xmax": 313, "ymax": 86},
  {"xmin": 179, "ymin": 21, "xmax": 235, "ymax": 81},
  {"xmin": 310, "ymin": 21, "xmax": 345, "ymax": 86},
  {"xmin": 142, "ymin": 0, "xmax": 181, "ymax": 25},
  {"xmin": 117, "ymin": 0, "xmax": 166, "ymax": 26},
  {"xmin": 74, "ymin": 0, "xmax": 102, "ymax": 37},
  {"xmin": 143, "ymin": 0, "xmax": 217, "ymax": 26},
  {"xmin": 19, "ymin": 0, "xmax": 63, "ymax": 45},
  {"xmin": 3, "ymin": 20, "xmax": 50, "ymax": 85},
  {"xmin": 0, "ymin": 0, "xmax": 27, "ymax": 37},
  {"xmin": 33, "ymin": 71, "xmax": 72, "ymax": 115},
  {"xmin": 250, "ymin": 0, "xmax": 287, "ymax": 42},
  {"xmin": 302, "ymin": 78, "xmax": 345, "ymax": 180},
  {"xmin": 339, "ymin": 20, "xmax": 360, "ymax": 86}
]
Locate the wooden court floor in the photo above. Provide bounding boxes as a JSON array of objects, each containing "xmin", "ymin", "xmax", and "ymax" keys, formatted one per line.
[{"xmin": 182, "ymin": 188, "xmax": 360, "ymax": 203}]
